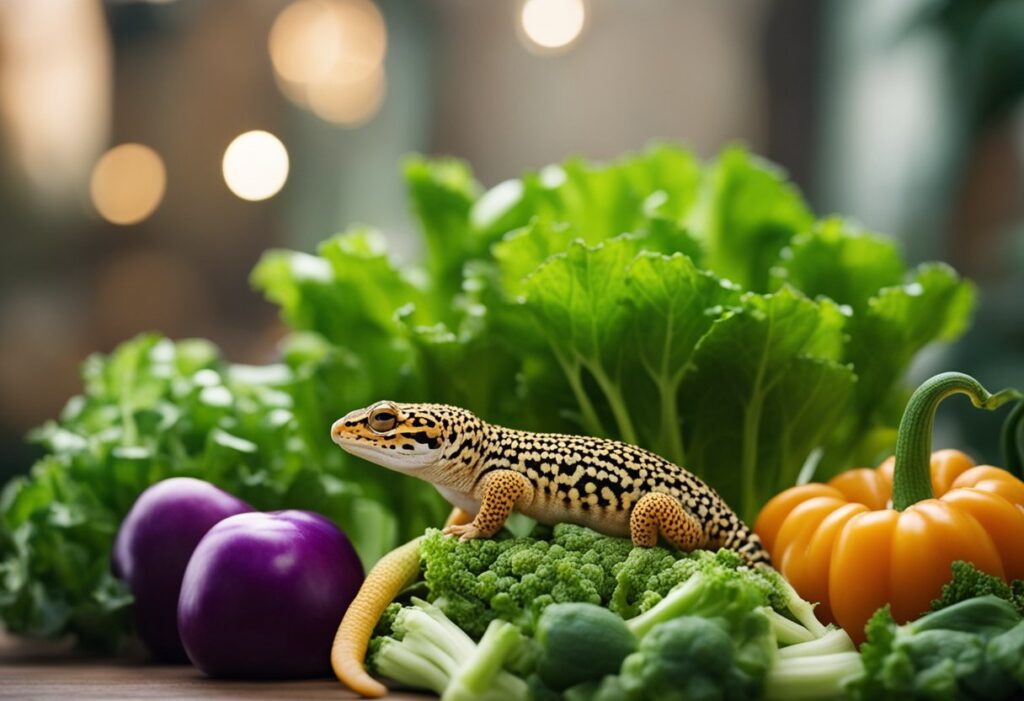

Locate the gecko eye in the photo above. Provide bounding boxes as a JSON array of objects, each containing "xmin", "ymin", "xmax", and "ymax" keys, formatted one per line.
[{"xmin": 367, "ymin": 404, "xmax": 398, "ymax": 434}]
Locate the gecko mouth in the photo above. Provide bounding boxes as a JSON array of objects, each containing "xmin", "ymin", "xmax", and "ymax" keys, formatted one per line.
[{"xmin": 330, "ymin": 420, "xmax": 437, "ymax": 470}]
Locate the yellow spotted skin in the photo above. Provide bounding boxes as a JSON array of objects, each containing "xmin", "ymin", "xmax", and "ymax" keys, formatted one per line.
[{"xmin": 331, "ymin": 402, "xmax": 771, "ymax": 565}]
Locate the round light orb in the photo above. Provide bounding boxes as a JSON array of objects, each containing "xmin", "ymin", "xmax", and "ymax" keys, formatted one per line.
[
  {"xmin": 221, "ymin": 130, "xmax": 289, "ymax": 202},
  {"xmin": 90, "ymin": 143, "xmax": 166, "ymax": 225},
  {"xmin": 268, "ymin": 0, "xmax": 387, "ymax": 127},
  {"xmin": 520, "ymin": 0, "xmax": 586, "ymax": 53}
]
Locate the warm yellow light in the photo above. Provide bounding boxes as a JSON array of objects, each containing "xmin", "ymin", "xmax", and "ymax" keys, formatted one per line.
[
  {"xmin": 89, "ymin": 143, "xmax": 166, "ymax": 225},
  {"xmin": 268, "ymin": 0, "xmax": 387, "ymax": 126},
  {"xmin": 268, "ymin": 0, "xmax": 343, "ymax": 85},
  {"xmin": 222, "ymin": 130, "xmax": 289, "ymax": 202},
  {"xmin": 520, "ymin": 0, "xmax": 586, "ymax": 52},
  {"xmin": 307, "ymin": 63, "xmax": 386, "ymax": 126}
]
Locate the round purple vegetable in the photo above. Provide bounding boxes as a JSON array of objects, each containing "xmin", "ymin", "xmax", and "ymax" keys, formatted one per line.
[
  {"xmin": 177, "ymin": 510, "xmax": 364, "ymax": 678},
  {"xmin": 113, "ymin": 477, "xmax": 252, "ymax": 662}
]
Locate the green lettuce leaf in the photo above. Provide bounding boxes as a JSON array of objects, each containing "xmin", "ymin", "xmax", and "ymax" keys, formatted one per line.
[{"xmin": 0, "ymin": 334, "xmax": 443, "ymax": 649}]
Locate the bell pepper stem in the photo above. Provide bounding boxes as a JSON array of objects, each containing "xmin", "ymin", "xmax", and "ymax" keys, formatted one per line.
[
  {"xmin": 1001, "ymin": 400, "xmax": 1024, "ymax": 480},
  {"xmin": 892, "ymin": 372, "xmax": 1023, "ymax": 511}
]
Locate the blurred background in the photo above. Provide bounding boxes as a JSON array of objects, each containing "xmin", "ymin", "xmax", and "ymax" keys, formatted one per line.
[{"xmin": 1, "ymin": 0, "xmax": 1022, "ymax": 482}]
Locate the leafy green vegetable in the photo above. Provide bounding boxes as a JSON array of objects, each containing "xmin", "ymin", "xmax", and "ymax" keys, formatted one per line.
[
  {"xmin": 846, "ymin": 596, "xmax": 1024, "ymax": 700},
  {"xmin": 931, "ymin": 561, "xmax": 1024, "ymax": 616},
  {"xmin": 252, "ymin": 144, "xmax": 973, "ymax": 521},
  {"xmin": 0, "ymin": 334, "xmax": 444, "ymax": 649}
]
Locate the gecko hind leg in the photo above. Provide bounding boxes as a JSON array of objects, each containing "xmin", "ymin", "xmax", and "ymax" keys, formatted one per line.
[{"xmin": 629, "ymin": 492, "xmax": 707, "ymax": 552}]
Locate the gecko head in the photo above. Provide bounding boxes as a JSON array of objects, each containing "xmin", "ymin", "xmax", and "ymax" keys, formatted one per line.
[{"xmin": 330, "ymin": 400, "xmax": 450, "ymax": 471}]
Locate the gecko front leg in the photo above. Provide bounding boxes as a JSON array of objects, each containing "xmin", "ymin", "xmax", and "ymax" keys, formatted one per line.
[{"xmin": 442, "ymin": 470, "xmax": 534, "ymax": 541}]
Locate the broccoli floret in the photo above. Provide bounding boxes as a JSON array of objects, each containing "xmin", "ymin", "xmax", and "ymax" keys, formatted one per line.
[
  {"xmin": 931, "ymin": 561, "xmax": 1024, "ymax": 616},
  {"xmin": 421, "ymin": 523, "xmax": 830, "ymax": 645},
  {"xmin": 626, "ymin": 568, "xmax": 770, "ymax": 639},
  {"xmin": 619, "ymin": 615, "xmax": 771, "ymax": 701},
  {"xmin": 534, "ymin": 602, "xmax": 637, "ymax": 691},
  {"xmin": 368, "ymin": 598, "xmax": 528, "ymax": 701},
  {"xmin": 421, "ymin": 525, "xmax": 631, "ymax": 637},
  {"xmin": 609, "ymin": 547, "xmax": 686, "ymax": 618},
  {"xmin": 563, "ymin": 676, "xmax": 628, "ymax": 701},
  {"xmin": 846, "ymin": 596, "xmax": 1024, "ymax": 700},
  {"xmin": 371, "ymin": 601, "xmax": 402, "ymax": 639}
]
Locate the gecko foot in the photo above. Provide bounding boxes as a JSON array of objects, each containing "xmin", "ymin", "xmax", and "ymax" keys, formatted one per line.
[{"xmin": 442, "ymin": 522, "xmax": 484, "ymax": 541}]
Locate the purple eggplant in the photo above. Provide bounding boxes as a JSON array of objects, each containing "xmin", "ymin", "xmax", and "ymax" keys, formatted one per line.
[
  {"xmin": 112, "ymin": 477, "xmax": 253, "ymax": 661},
  {"xmin": 177, "ymin": 510, "xmax": 364, "ymax": 678}
]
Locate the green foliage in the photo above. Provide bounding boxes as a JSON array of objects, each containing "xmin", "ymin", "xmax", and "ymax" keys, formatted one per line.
[
  {"xmin": 2, "ymin": 144, "xmax": 976, "ymax": 650},
  {"xmin": 252, "ymin": 144, "xmax": 974, "ymax": 521},
  {"xmin": 0, "ymin": 334, "xmax": 445, "ymax": 649},
  {"xmin": 847, "ymin": 596, "xmax": 1024, "ymax": 700},
  {"xmin": 931, "ymin": 561, "xmax": 1024, "ymax": 617}
]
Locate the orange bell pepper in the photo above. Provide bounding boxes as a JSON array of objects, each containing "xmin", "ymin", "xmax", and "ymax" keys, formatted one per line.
[{"xmin": 754, "ymin": 372, "xmax": 1024, "ymax": 644}]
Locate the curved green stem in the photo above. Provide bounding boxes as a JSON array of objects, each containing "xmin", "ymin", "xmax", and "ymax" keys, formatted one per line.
[
  {"xmin": 554, "ymin": 351, "xmax": 607, "ymax": 437},
  {"xmin": 588, "ymin": 362, "xmax": 638, "ymax": 446},
  {"xmin": 1001, "ymin": 400, "xmax": 1024, "ymax": 479},
  {"xmin": 892, "ymin": 372, "xmax": 1023, "ymax": 511},
  {"xmin": 657, "ymin": 377, "xmax": 686, "ymax": 467}
]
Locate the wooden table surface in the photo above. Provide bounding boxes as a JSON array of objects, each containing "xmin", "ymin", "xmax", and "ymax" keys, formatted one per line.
[{"xmin": 0, "ymin": 631, "xmax": 427, "ymax": 700}]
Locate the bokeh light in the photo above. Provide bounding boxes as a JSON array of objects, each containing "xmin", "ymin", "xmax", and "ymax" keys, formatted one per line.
[
  {"xmin": 89, "ymin": 143, "xmax": 166, "ymax": 225},
  {"xmin": 268, "ymin": 0, "xmax": 387, "ymax": 126},
  {"xmin": 268, "ymin": 0, "xmax": 344, "ymax": 85},
  {"xmin": 221, "ymin": 130, "xmax": 289, "ymax": 202},
  {"xmin": 307, "ymin": 63, "xmax": 386, "ymax": 126},
  {"xmin": 519, "ymin": 0, "xmax": 586, "ymax": 53}
]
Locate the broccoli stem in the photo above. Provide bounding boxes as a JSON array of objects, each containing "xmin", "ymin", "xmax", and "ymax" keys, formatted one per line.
[
  {"xmin": 412, "ymin": 597, "xmax": 478, "ymax": 656},
  {"xmin": 763, "ymin": 651, "xmax": 863, "ymax": 700},
  {"xmin": 371, "ymin": 600, "xmax": 529, "ymax": 701},
  {"xmin": 774, "ymin": 573, "xmax": 829, "ymax": 638},
  {"xmin": 626, "ymin": 572, "xmax": 705, "ymax": 639},
  {"xmin": 405, "ymin": 602, "xmax": 476, "ymax": 662},
  {"xmin": 372, "ymin": 638, "xmax": 450, "ymax": 695},
  {"xmin": 767, "ymin": 609, "xmax": 816, "ymax": 645},
  {"xmin": 442, "ymin": 620, "xmax": 529, "ymax": 701},
  {"xmin": 777, "ymin": 628, "xmax": 855, "ymax": 659}
]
